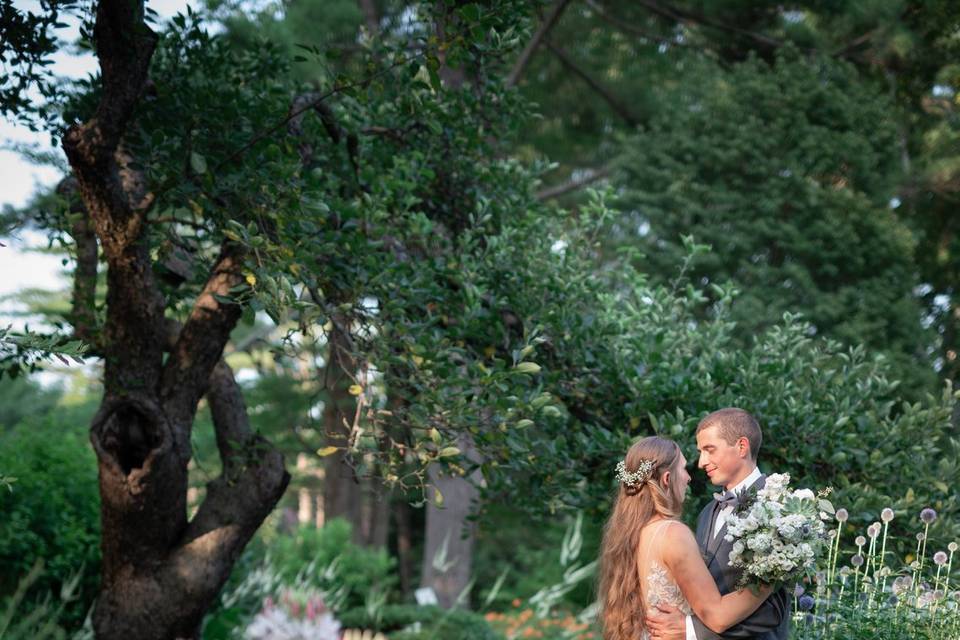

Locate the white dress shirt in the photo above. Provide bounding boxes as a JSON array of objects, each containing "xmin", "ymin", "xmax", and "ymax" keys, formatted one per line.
[{"xmin": 684, "ymin": 467, "xmax": 763, "ymax": 640}]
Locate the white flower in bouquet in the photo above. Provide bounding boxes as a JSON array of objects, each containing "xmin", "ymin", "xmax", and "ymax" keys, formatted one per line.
[
  {"xmin": 723, "ymin": 473, "xmax": 830, "ymax": 590},
  {"xmin": 244, "ymin": 590, "xmax": 341, "ymax": 640}
]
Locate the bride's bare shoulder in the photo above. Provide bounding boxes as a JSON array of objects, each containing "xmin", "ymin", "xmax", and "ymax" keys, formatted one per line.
[{"xmin": 659, "ymin": 520, "xmax": 699, "ymax": 560}]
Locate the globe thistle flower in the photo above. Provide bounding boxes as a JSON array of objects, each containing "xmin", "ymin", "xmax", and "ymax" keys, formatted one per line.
[
  {"xmin": 887, "ymin": 595, "xmax": 898, "ymax": 606},
  {"xmin": 803, "ymin": 613, "xmax": 814, "ymax": 625},
  {"xmin": 851, "ymin": 554, "xmax": 864, "ymax": 567},
  {"xmin": 892, "ymin": 577, "xmax": 908, "ymax": 596},
  {"xmin": 835, "ymin": 508, "xmax": 849, "ymax": 523},
  {"xmin": 798, "ymin": 595, "xmax": 815, "ymax": 611},
  {"xmin": 867, "ymin": 523, "xmax": 880, "ymax": 539},
  {"xmin": 934, "ymin": 551, "xmax": 948, "ymax": 566},
  {"xmin": 917, "ymin": 532, "xmax": 926, "ymax": 542},
  {"xmin": 921, "ymin": 508, "xmax": 937, "ymax": 524},
  {"xmin": 949, "ymin": 542, "xmax": 958, "ymax": 553},
  {"xmin": 881, "ymin": 508, "xmax": 894, "ymax": 522},
  {"xmin": 855, "ymin": 535, "xmax": 866, "ymax": 546},
  {"xmin": 794, "ymin": 584, "xmax": 805, "ymax": 597}
]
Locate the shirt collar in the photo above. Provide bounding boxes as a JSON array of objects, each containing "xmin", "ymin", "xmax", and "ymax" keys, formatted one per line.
[{"xmin": 729, "ymin": 466, "xmax": 762, "ymax": 495}]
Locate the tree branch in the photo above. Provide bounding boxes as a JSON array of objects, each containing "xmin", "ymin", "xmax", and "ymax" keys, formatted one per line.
[
  {"xmin": 170, "ymin": 358, "xmax": 288, "ymax": 607},
  {"xmin": 537, "ymin": 165, "xmax": 612, "ymax": 200},
  {"xmin": 160, "ymin": 241, "xmax": 246, "ymax": 427},
  {"xmin": 60, "ymin": 0, "xmax": 165, "ymax": 394},
  {"xmin": 58, "ymin": 177, "xmax": 100, "ymax": 347},
  {"xmin": 506, "ymin": 0, "xmax": 574, "ymax": 88},
  {"xmin": 544, "ymin": 40, "xmax": 641, "ymax": 127},
  {"xmin": 585, "ymin": 0, "xmax": 699, "ymax": 50},
  {"xmin": 633, "ymin": 0, "xmax": 784, "ymax": 50},
  {"xmin": 357, "ymin": 0, "xmax": 379, "ymax": 35},
  {"xmin": 209, "ymin": 59, "xmax": 407, "ymax": 178}
]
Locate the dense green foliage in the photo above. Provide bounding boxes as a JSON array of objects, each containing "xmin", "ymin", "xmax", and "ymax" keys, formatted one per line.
[
  {"xmin": 3, "ymin": 0, "xmax": 960, "ymax": 637},
  {"xmin": 201, "ymin": 518, "xmax": 400, "ymax": 637},
  {"xmin": 269, "ymin": 519, "xmax": 398, "ymax": 609},
  {"xmin": 0, "ymin": 395, "xmax": 100, "ymax": 629},
  {"xmin": 339, "ymin": 604, "xmax": 498, "ymax": 640},
  {"xmin": 619, "ymin": 50, "xmax": 934, "ymax": 392}
]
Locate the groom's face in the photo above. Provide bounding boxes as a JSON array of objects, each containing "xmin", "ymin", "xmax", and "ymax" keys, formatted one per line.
[{"xmin": 696, "ymin": 425, "xmax": 750, "ymax": 489}]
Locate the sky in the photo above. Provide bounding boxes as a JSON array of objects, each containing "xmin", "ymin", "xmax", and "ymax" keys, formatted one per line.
[{"xmin": 0, "ymin": 0, "xmax": 197, "ymax": 323}]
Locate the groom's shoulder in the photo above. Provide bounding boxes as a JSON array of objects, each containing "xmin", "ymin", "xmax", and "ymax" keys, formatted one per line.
[{"xmin": 695, "ymin": 498, "xmax": 713, "ymax": 520}]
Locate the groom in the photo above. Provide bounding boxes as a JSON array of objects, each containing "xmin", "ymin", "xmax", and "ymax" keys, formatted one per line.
[{"xmin": 646, "ymin": 408, "xmax": 790, "ymax": 640}]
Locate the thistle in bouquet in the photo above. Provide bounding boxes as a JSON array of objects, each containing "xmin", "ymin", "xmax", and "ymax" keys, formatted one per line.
[{"xmin": 723, "ymin": 473, "xmax": 832, "ymax": 592}]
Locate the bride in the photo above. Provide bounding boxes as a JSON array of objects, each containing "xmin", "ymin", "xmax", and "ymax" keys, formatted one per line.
[{"xmin": 598, "ymin": 435, "xmax": 770, "ymax": 640}]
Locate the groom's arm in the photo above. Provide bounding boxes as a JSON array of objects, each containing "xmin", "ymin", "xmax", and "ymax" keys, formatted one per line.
[{"xmin": 689, "ymin": 587, "xmax": 788, "ymax": 639}]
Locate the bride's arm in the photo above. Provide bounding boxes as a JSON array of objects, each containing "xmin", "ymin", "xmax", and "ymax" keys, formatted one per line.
[{"xmin": 660, "ymin": 522, "xmax": 771, "ymax": 634}]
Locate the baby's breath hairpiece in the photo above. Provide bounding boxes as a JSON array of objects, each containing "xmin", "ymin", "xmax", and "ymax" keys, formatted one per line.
[{"xmin": 616, "ymin": 459, "xmax": 655, "ymax": 487}]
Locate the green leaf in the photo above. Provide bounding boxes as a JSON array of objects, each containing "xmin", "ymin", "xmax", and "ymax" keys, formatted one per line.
[
  {"xmin": 514, "ymin": 362, "xmax": 541, "ymax": 374},
  {"xmin": 190, "ymin": 151, "xmax": 207, "ymax": 174}
]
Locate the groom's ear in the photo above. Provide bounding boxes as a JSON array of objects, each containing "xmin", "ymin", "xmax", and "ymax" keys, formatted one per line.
[{"xmin": 737, "ymin": 436, "xmax": 750, "ymax": 458}]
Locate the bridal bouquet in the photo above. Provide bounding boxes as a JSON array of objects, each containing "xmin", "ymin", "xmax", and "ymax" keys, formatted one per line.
[{"xmin": 723, "ymin": 473, "xmax": 831, "ymax": 589}]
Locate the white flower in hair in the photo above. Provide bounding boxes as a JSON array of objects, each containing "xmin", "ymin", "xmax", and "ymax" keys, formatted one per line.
[{"xmin": 616, "ymin": 458, "xmax": 654, "ymax": 487}]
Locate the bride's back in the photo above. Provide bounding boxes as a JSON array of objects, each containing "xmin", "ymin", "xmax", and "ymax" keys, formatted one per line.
[{"xmin": 636, "ymin": 519, "xmax": 693, "ymax": 619}]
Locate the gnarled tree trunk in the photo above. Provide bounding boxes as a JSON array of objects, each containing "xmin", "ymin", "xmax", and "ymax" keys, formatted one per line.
[{"xmin": 61, "ymin": 1, "xmax": 289, "ymax": 637}]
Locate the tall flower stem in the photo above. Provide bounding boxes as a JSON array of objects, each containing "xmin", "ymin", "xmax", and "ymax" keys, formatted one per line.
[
  {"xmin": 829, "ymin": 522, "xmax": 842, "ymax": 585},
  {"xmin": 878, "ymin": 520, "xmax": 891, "ymax": 597},
  {"xmin": 945, "ymin": 546, "xmax": 955, "ymax": 595},
  {"xmin": 913, "ymin": 530, "xmax": 926, "ymax": 604}
]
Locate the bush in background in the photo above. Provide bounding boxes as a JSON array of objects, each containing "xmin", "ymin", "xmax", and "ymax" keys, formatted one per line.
[{"xmin": 0, "ymin": 395, "xmax": 99, "ymax": 630}]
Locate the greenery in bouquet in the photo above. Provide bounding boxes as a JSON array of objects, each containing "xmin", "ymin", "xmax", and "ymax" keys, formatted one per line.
[{"xmin": 724, "ymin": 473, "xmax": 831, "ymax": 590}]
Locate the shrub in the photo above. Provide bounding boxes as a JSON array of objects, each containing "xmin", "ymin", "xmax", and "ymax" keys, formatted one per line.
[
  {"xmin": 269, "ymin": 519, "xmax": 398, "ymax": 610},
  {"xmin": 338, "ymin": 604, "xmax": 498, "ymax": 640},
  {"xmin": 203, "ymin": 519, "xmax": 399, "ymax": 638},
  {"xmin": 0, "ymin": 405, "xmax": 100, "ymax": 629}
]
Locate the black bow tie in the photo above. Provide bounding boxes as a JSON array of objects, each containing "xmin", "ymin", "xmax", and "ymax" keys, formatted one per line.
[{"xmin": 713, "ymin": 490, "xmax": 738, "ymax": 507}]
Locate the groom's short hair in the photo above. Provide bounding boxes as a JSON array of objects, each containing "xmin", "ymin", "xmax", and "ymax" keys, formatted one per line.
[{"xmin": 697, "ymin": 408, "xmax": 762, "ymax": 460}]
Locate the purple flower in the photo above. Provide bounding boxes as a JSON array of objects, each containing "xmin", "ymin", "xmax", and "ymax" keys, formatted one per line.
[
  {"xmin": 855, "ymin": 536, "xmax": 866, "ymax": 547},
  {"xmin": 851, "ymin": 554, "xmax": 864, "ymax": 568},
  {"xmin": 798, "ymin": 595, "xmax": 815, "ymax": 611},
  {"xmin": 794, "ymin": 584, "xmax": 805, "ymax": 597},
  {"xmin": 835, "ymin": 508, "xmax": 849, "ymax": 523},
  {"xmin": 881, "ymin": 508, "xmax": 894, "ymax": 523},
  {"xmin": 934, "ymin": 551, "xmax": 948, "ymax": 566},
  {"xmin": 921, "ymin": 508, "xmax": 937, "ymax": 524}
]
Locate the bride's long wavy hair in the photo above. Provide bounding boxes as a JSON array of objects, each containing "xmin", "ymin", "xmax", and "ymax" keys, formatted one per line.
[{"xmin": 597, "ymin": 435, "xmax": 686, "ymax": 640}]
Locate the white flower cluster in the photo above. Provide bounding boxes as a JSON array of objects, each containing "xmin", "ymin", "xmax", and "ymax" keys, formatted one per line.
[
  {"xmin": 244, "ymin": 592, "xmax": 342, "ymax": 640},
  {"xmin": 724, "ymin": 473, "xmax": 828, "ymax": 588}
]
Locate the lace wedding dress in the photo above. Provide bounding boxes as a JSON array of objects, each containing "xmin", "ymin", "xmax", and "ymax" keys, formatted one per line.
[{"xmin": 639, "ymin": 519, "xmax": 693, "ymax": 640}]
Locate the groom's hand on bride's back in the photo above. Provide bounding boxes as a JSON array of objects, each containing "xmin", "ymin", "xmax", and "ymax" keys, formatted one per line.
[{"xmin": 645, "ymin": 603, "xmax": 686, "ymax": 640}]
